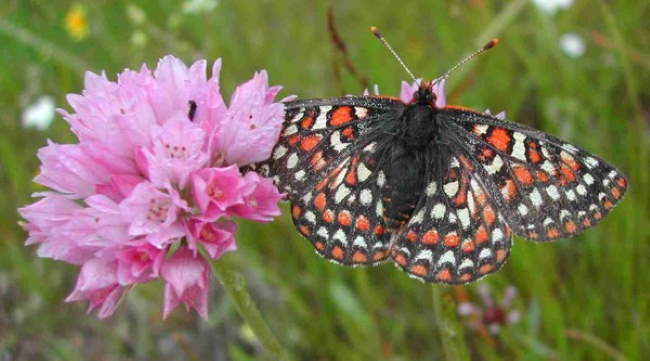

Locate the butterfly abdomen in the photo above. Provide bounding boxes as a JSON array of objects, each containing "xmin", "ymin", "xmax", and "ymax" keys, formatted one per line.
[{"xmin": 384, "ymin": 140, "xmax": 428, "ymax": 230}]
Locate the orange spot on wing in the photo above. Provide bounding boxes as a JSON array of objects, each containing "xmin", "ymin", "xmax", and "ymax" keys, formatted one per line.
[
  {"xmin": 337, "ymin": 211, "xmax": 351, "ymax": 226},
  {"xmin": 611, "ymin": 187, "xmax": 621, "ymax": 199},
  {"xmin": 616, "ymin": 177, "xmax": 627, "ymax": 188},
  {"xmin": 483, "ymin": 206, "xmax": 496, "ymax": 225},
  {"xmin": 444, "ymin": 233, "xmax": 459, "ymax": 248},
  {"xmin": 352, "ymin": 251, "xmax": 368, "ymax": 263},
  {"xmin": 547, "ymin": 228, "xmax": 560, "ymax": 239},
  {"xmin": 475, "ymin": 191, "xmax": 487, "ymax": 206},
  {"xmin": 527, "ymin": 142, "xmax": 542, "ymax": 163},
  {"xmin": 536, "ymin": 170, "xmax": 550, "ymax": 183},
  {"xmin": 314, "ymin": 193, "xmax": 326, "ymax": 211},
  {"xmin": 459, "ymin": 273, "xmax": 472, "ymax": 282},
  {"xmin": 593, "ymin": 211, "xmax": 602, "ymax": 220},
  {"xmin": 422, "ymin": 230, "xmax": 439, "ymax": 245},
  {"xmin": 299, "ymin": 225, "xmax": 311, "ymax": 236},
  {"xmin": 291, "ymin": 205, "xmax": 301, "ymax": 218},
  {"xmin": 458, "ymin": 154, "xmax": 473, "ymax": 170},
  {"xmin": 496, "ymin": 249, "xmax": 508, "ymax": 263},
  {"xmin": 479, "ymin": 264, "xmax": 493, "ymax": 274},
  {"xmin": 477, "ymin": 147, "xmax": 494, "ymax": 162},
  {"xmin": 313, "ymin": 240, "xmax": 325, "ymax": 251},
  {"xmin": 564, "ymin": 221, "xmax": 577, "ymax": 234},
  {"xmin": 372, "ymin": 250, "xmax": 387, "ymax": 261},
  {"xmin": 331, "ymin": 246, "xmax": 345, "ymax": 260},
  {"xmin": 603, "ymin": 199, "xmax": 613, "ymax": 209},
  {"xmin": 322, "ymin": 210, "xmax": 334, "ymax": 223},
  {"xmin": 300, "ymin": 115, "xmax": 314, "ymax": 129},
  {"xmin": 341, "ymin": 126, "xmax": 355, "ymax": 139},
  {"xmin": 559, "ymin": 165, "xmax": 576, "ymax": 184},
  {"xmin": 513, "ymin": 166, "xmax": 534, "ymax": 185},
  {"xmin": 474, "ymin": 226, "xmax": 489, "ymax": 244},
  {"xmin": 329, "ymin": 106, "xmax": 353, "ymax": 126},
  {"xmin": 374, "ymin": 225, "xmax": 384, "ymax": 235},
  {"xmin": 435, "ymin": 268, "xmax": 452, "ymax": 282},
  {"xmin": 461, "ymin": 239, "xmax": 475, "ymax": 253},
  {"xmin": 300, "ymin": 135, "xmax": 320, "ymax": 152},
  {"xmin": 345, "ymin": 169, "xmax": 357, "ymax": 185},
  {"xmin": 502, "ymin": 179, "xmax": 517, "ymax": 201},
  {"xmin": 487, "ymin": 128, "xmax": 511, "ymax": 152},
  {"xmin": 582, "ymin": 218, "xmax": 592, "ymax": 227},
  {"xmin": 287, "ymin": 135, "xmax": 299, "ymax": 146},
  {"xmin": 393, "ymin": 251, "xmax": 407, "ymax": 266},
  {"xmin": 355, "ymin": 216, "xmax": 370, "ymax": 231},
  {"xmin": 405, "ymin": 231, "xmax": 418, "ymax": 242},
  {"xmin": 310, "ymin": 151, "xmax": 326, "ymax": 171},
  {"xmin": 409, "ymin": 264, "xmax": 428, "ymax": 277}
]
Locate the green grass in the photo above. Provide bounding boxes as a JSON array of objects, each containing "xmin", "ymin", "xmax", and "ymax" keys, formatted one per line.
[{"xmin": 1, "ymin": 0, "xmax": 649, "ymax": 360}]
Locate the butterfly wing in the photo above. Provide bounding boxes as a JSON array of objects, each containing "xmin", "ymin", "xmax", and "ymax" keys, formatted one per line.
[
  {"xmin": 441, "ymin": 107, "xmax": 627, "ymax": 241},
  {"xmin": 267, "ymin": 96, "xmax": 406, "ymax": 265},
  {"xmin": 390, "ymin": 141, "xmax": 513, "ymax": 284}
]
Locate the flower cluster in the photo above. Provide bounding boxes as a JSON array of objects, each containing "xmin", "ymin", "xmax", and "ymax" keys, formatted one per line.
[{"xmin": 19, "ymin": 56, "xmax": 290, "ymax": 318}]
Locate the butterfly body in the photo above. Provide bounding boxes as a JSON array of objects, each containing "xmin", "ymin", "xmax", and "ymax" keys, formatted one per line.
[{"xmin": 260, "ymin": 80, "xmax": 627, "ymax": 284}]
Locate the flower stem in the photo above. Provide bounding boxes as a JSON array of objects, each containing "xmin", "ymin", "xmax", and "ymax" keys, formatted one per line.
[
  {"xmin": 432, "ymin": 286, "xmax": 471, "ymax": 361},
  {"xmin": 210, "ymin": 256, "xmax": 293, "ymax": 361}
]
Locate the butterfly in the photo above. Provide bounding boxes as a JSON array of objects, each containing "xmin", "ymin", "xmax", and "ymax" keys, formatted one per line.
[{"xmin": 257, "ymin": 34, "xmax": 627, "ymax": 284}]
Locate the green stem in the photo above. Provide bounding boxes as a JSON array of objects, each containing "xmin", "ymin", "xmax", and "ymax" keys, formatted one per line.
[
  {"xmin": 210, "ymin": 256, "xmax": 293, "ymax": 361},
  {"xmin": 432, "ymin": 286, "xmax": 471, "ymax": 361}
]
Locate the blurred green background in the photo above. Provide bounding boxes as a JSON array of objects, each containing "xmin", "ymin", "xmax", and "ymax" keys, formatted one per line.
[{"xmin": 1, "ymin": 0, "xmax": 649, "ymax": 360}]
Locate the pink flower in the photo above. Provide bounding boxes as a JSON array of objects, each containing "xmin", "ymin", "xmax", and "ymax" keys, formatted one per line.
[
  {"xmin": 161, "ymin": 248, "xmax": 210, "ymax": 319},
  {"xmin": 457, "ymin": 285, "xmax": 520, "ymax": 335},
  {"xmin": 399, "ymin": 78, "xmax": 446, "ymax": 107},
  {"xmin": 229, "ymin": 172, "xmax": 283, "ymax": 222},
  {"xmin": 66, "ymin": 258, "xmax": 124, "ymax": 319},
  {"xmin": 19, "ymin": 55, "xmax": 288, "ymax": 318},
  {"xmin": 191, "ymin": 165, "xmax": 248, "ymax": 220},
  {"xmin": 212, "ymin": 70, "xmax": 292, "ymax": 166},
  {"xmin": 186, "ymin": 218, "xmax": 236, "ymax": 259}
]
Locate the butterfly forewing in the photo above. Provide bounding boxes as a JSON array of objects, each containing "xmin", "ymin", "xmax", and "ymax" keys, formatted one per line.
[
  {"xmin": 269, "ymin": 97, "xmax": 405, "ymax": 265},
  {"xmin": 441, "ymin": 108, "xmax": 628, "ymax": 241}
]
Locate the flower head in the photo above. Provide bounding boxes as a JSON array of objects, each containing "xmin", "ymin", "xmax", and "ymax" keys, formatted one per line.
[
  {"xmin": 64, "ymin": 4, "xmax": 89, "ymax": 41},
  {"xmin": 457, "ymin": 284, "xmax": 520, "ymax": 335},
  {"xmin": 19, "ymin": 56, "xmax": 287, "ymax": 318}
]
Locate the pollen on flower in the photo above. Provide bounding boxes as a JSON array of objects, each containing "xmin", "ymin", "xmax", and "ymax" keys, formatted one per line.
[
  {"xmin": 18, "ymin": 55, "xmax": 288, "ymax": 319},
  {"xmin": 147, "ymin": 198, "xmax": 171, "ymax": 222}
]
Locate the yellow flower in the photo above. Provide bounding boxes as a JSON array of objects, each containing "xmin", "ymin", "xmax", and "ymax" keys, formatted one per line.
[{"xmin": 64, "ymin": 4, "xmax": 88, "ymax": 41}]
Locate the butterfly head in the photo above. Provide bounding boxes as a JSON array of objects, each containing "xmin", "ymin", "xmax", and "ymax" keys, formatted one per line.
[{"xmin": 412, "ymin": 80, "xmax": 437, "ymax": 107}]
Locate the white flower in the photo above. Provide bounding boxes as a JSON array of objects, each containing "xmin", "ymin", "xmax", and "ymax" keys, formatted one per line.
[
  {"xmin": 532, "ymin": 0, "xmax": 573, "ymax": 14},
  {"xmin": 22, "ymin": 96, "xmax": 55, "ymax": 130},
  {"xmin": 559, "ymin": 33, "xmax": 586, "ymax": 58},
  {"xmin": 182, "ymin": 0, "xmax": 219, "ymax": 14}
]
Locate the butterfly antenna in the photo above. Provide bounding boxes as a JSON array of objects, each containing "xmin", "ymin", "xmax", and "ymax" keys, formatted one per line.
[
  {"xmin": 370, "ymin": 26, "xmax": 418, "ymax": 84},
  {"xmin": 436, "ymin": 38, "xmax": 500, "ymax": 83}
]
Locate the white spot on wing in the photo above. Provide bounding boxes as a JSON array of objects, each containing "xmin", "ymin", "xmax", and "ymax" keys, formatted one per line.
[
  {"xmin": 438, "ymin": 250, "xmax": 456, "ymax": 266},
  {"xmin": 305, "ymin": 211, "xmax": 316, "ymax": 223},
  {"xmin": 287, "ymin": 153, "xmax": 298, "ymax": 169},
  {"xmin": 484, "ymin": 155, "xmax": 504, "ymax": 175},
  {"xmin": 415, "ymin": 250, "xmax": 433, "ymax": 262},
  {"xmin": 432, "ymin": 203, "xmax": 446, "ymax": 219},
  {"xmin": 333, "ymin": 229, "xmax": 348, "ymax": 245},
  {"xmin": 444, "ymin": 181, "xmax": 459, "ymax": 197},
  {"xmin": 426, "ymin": 181, "xmax": 438, "ymax": 196},
  {"xmin": 479, "ymin": 248, "xmax": 493, "ymax": 260},
  {"xmin": 458, "ymin": 208, "xmax": 470, "ymax": 229},
  {"xmin": 294, "ymin": 170, "xmax": 305, "ymax": 181},
  {"xmin": 546, "ymin": 185, "xmax": 560, "ymax": 200},
  {"xmin": 313, "ymin": 106, "xmax": 331, "ymax": 129},
  {"xmin": 584, "ymin": 156, "xmax": 599, "ymax": 169},
  {"xmin": 529, "ymin": 188, "xmax": 543, "ymax": 207},
  {"xmin": 518, "ymin": 203, "xmax": 528, "ymax": 216},
  {"xmin": 335, "ymin": 185, "xmax": 351, "ymax": 203},
  {"xmin": 411, "ymin": 208, "xmax": 425, "ymax": 224},
  {"xmin": 355, "ymin": 107, "xmax": 368, "ymax": 119},
  {"xmin": 512, "ymin": 132, "xmax": 527, "ymax": 160},
  {"xmin": 282, "ymin": 124, "xmax": 298, "ymax": 136},
  {"xmin": 330, "ymin": 131, "xmax": 349, "ymax": 152},
  {"xmin": 273, "ymin": 145, "xmax": 287, "ymax": 159},
  {"xmin": 583, "ymin": 173, "xmax": 594, "ymax": 185},
  {"xmin": 360, "ymin": 189, "xmax": 372, "ymax": 206},
  {"xmin": 576, "ymin": 184, "xmax": 587, "ymax": 195},
  {"xmin": 491, "ymin": 228, "xmax": 504, "ymax": 242},
  {"xmin": 377, "ymin": 171, "xmax": 386, "ymax": 187},
  {"xmin": 317, "ymin": 227, "xmax": 329, "ymax": 239},
  {"xmin": 357, "ymin": 163, "xmax": 371, "ymax": 182},
  {"xmin": 353, "ymin": 236, "xmax": 366, "ymax": 248}
]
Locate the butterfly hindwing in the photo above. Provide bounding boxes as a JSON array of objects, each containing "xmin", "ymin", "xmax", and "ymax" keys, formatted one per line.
[
  {"xmin": 390, "ymin": 144, "xmax": 512, "ymax": 284},
  {"xmin": 441, "ymin": 108, "xmax": 627, "ymax": 241}
]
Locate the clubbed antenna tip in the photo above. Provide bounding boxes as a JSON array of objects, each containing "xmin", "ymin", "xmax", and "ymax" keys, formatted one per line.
[{"xmin": 484, "ymin": 38, "xmax": 500, "ymax": 50}]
